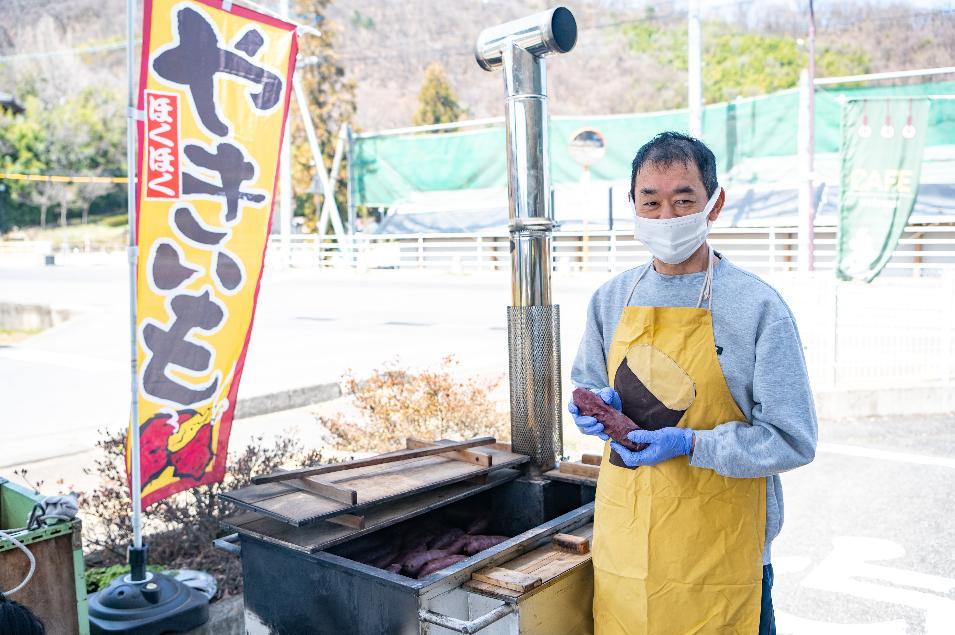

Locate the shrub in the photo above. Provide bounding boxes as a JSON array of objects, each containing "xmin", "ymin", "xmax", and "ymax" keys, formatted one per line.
[
  {"xmin": 81, "ymin": 430, "xmax": 326, "ymax": 598},
  {"xmin": 320, "ymin": 356, "xmax": 509, "ymax": 454},
  {"xmin": 85, "ymin": 564, "xmax": 165, "ymax": 594}
]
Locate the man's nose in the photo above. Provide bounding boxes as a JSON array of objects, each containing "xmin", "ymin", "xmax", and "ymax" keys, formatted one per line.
[{"xmin": 658, "ymin": 203, "xmax": 678, "ymax": 219}]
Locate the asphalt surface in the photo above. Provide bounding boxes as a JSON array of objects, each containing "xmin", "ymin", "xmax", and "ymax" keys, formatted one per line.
[
  {"xmin": 2, "ymin": 261, "xmax": 954, "ymax": 633},
  {"xmin": 0, "ymin": 260, "xmax": 600, "ymax": 465},
  {"xmin": 773, "ymin": 415, "xmax": 955, "ymax": 634}
]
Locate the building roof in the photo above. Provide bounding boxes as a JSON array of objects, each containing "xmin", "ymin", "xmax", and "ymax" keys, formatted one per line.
[{"xmin": 0, "ymin": 91, "xmax": 24, "ymax": 115}]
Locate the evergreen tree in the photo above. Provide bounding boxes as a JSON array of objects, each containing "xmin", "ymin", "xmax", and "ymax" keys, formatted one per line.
[
  {"xmin": 413, "ymin": 63, "xmax": 466, "ymax": 127},
  {"xmin": 289, "ymin": 0, "xmax": 356, "ymax": 233}
]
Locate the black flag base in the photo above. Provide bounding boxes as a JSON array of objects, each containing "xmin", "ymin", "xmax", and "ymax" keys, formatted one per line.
[{"xmin": 88, "ymin": 546, "xmax": 209, "ymax": 634}]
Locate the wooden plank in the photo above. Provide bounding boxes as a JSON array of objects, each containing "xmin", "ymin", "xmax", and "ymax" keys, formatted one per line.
[
  {"xmin": 525, "ymin": 553, "xmax": 590, "ymax": 582},
  {"xmin": 406, "ymin": 438, "xmax": 493, "ymax": 467},
  {"xmin": 542, "ymin": 469, "xmax": 597, "ymax": 487},
  {"xmin": 327, "ymin": 514, "xmax": 365, "ymax": 530},
  {"xmin": 558, "ymin": 461, "xmax": 600, "ymax": 480},
  {"xmin": 221, "ymin": 446, "xmax": 527, "ymax": 527},
  {"xmin": 220, "ymin": 479, "xmax": 297, "ymax": 505},
  {"xmin": 509, "ymin": 550, "xmax": 563, "ymax": 575},
  {"xmin": 471, "ymin": 567, "xmax": 542, "ymax": 593},
  {"xmin": 463, "ymin": 522, "xmax": 596, "ymax": 601},
  {"xmin": 581, "ymin": 453, "xmax": 602, "ymax": 466},
  {"xmin": 0, "ymin": 531, "xmax": 80, "ymax": 635},
  {"xmin": 222, "ymin": 468, "xmax": 522, "ymax": 553},
  {"xmin": 465, "ymin": 578, "xmax": 522, "ymax": 600},
  {"xmin": 285, "ymin": 475, "xmax": 358, "ymax": 505},
  {"xmin": 552, "ymin": 533, "xmax": 590, "ymax": 554},
  {"xmin": 252, "ymin": 436, "xmax": 496, "ymax": 484}
]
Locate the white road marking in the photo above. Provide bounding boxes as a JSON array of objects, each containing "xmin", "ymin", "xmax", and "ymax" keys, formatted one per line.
[
  {"xmin": 817, "ymin": 442, "xmax": 955, "ymax": 469},
  {"xmin": 798, "ymin": 536, "xmax": 955, "ymax": 635},
  {"xmin": 776, "ymin": 611, "xmax": 907, "ymax": 635}
]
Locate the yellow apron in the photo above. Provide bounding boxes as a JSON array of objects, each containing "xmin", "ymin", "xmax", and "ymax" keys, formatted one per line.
[{"xmin": 592, "ymin": 250, "xmax": 766, "ymax": 634}]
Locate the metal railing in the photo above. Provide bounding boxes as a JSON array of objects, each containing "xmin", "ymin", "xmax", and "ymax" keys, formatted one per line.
[{"xmin": 266, "ymin": 224, "xmax": 955, "ymax": 278}]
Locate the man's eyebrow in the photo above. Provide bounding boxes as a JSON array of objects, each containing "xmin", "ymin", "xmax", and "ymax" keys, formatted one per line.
[{"xmin": 638, "ymin": 185, "xmax": 698, "ymax": 196}]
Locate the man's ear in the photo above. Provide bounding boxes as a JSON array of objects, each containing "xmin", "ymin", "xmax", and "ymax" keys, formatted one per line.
[{"xmin": 708, "ymin": 188, "xmax": 726, "ymax": 222}]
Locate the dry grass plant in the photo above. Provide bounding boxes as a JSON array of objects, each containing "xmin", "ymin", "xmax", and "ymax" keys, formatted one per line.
[{"xmin": 320, "ymin": 356, "xmax": 509, "ymax": 454}]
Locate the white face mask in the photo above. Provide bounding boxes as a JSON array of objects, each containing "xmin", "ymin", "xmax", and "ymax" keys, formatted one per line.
[{"xmin": 632, "ymin": 187, "xmax": 722, "ymax": 265}]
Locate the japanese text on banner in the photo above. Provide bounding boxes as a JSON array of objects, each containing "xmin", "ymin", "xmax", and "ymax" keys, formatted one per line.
[{"xmin": 130, "ymin": 0, "xmax": 297, "ymax": 508}]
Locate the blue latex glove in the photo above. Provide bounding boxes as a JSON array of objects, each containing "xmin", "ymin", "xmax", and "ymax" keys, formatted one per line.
[
  {"xmin": 610, "ymin": 428, "xmax": 695, "ymax": 467},
  {"xmin": 567, "ymin": 387, "xmax": 621, "ymax": 442}
]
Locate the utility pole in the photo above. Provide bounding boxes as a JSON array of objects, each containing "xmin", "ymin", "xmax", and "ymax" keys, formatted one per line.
[
  {"xmin": 798, "ymin": 0, "xmax": 817, "ymax": 273},
  {"xmin": 279, "ymin": 0, "xmax": 293, "ymax": 268},
  {"xmin": 807, "ymin": 0, "xmax": 816, "ymax": 272},
  {"xmin": 687, "ymin": 0, "xmax": 703, "ymax": 137}
]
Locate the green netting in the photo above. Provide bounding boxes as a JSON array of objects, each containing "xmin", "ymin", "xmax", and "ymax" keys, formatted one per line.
[{"xmin": 352, "ymin": 81, "xmax": 955, "ymax": 207}]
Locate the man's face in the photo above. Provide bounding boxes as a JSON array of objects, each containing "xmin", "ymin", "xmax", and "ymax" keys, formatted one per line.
[{"xmin": 631, "ymin": 160, "xmax": 722, "ymax": 221}]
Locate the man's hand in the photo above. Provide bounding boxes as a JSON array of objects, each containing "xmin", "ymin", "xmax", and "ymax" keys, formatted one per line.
[
  {"xmin": 610, "ymin": 428, "xmax": 694, "ymax": 467},
  {"xmin": 568, "ymin": 387, "xmax": 621, "ymax": 441}
]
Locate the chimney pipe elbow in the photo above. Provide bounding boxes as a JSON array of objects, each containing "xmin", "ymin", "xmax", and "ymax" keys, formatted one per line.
[{"xmin": 474, "ymin": 6, "xmax": 577, "ymax": 72}]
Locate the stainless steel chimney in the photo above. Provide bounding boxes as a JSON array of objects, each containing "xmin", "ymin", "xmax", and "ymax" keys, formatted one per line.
[{"xmin": 476, "ymin": 7, "xmax": 577, "ymax": 471}]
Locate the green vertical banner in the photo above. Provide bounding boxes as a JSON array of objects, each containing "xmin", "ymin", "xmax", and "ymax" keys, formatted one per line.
[{"xmin": 837, "ymin": 98, "xmax": 930, "ymax": 282}]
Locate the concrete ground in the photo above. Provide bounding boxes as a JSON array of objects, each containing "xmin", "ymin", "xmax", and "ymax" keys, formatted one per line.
[
  {"xmin": 2, "ymin": 262, "xmax": 954, "ymax": 633},
  {"xmin": 8, "ymin": 408, "xmax": 954, "ymax": 633},
  {"xmin": 773, "ymin": 414, "xmax": 955, "ymax": 634}
]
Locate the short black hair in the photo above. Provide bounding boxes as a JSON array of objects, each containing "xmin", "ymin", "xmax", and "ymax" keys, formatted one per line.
[
  {"xmin": 629, "ymin": 131, "xmax": 718, "ymax": 201},
  {"xmin": 0, "ymin": 593, "xmax": 46, "ymax": 635}
]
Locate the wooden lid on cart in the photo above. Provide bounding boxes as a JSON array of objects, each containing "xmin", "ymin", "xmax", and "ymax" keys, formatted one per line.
[{"xmin": 219, "ymin": 437, "xmax": 528, "ymax": 552}]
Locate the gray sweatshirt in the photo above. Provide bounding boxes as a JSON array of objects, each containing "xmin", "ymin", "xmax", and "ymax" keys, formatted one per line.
[{"xmin": 570, "ymin": 254, "xmax": 818, "ymax": 564}]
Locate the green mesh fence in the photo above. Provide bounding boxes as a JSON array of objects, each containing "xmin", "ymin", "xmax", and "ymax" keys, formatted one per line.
[{"xmin": 352, "ymin": 81, "xmax": 955, "ymax": 207}]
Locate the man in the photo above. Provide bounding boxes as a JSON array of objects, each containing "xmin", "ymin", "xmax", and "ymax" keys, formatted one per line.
[{"xmin": 569, "ymin": 131, "xmax": 817, "ymax": 634}]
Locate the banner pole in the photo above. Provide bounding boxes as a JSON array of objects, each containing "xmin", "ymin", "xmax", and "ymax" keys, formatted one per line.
[
  {"xmin": 278, "ymin": 0, "xmax": 292, "ymax": 269},
  {"xmin": 125, "ymin": 0, "xmax": 145, "ymax": 569}
]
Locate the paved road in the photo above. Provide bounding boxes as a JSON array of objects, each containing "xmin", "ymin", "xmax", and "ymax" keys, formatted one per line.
[
  {"xmin": 0, "ymin": 261, "xmax": 602, "ymax": 465},
  {"xmin": 773, "ymin": 414, "xmax": 955, "ymax": 634}
]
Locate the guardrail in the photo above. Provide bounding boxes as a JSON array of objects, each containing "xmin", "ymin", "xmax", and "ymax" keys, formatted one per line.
[{"xmin": 266, "ymin": 224, "xmax": 955, "ymax": 278}]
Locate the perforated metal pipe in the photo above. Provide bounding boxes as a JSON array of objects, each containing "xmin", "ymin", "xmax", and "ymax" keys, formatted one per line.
[{"xmin": 476, "ymin": 7, "xmax": 577, "ymax": 471}]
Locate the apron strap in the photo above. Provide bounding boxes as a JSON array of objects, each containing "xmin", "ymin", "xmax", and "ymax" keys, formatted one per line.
[
  {"xmin": 626, "ymin": 247, "xmax": 716, "ymax": 310},
  {"xmin": 624, "ymin": 263, "xmax": 652, "ymax": 306},
  {"xmin": 696, "ymin": 247, "xmax": 715, "ymax": 311}
]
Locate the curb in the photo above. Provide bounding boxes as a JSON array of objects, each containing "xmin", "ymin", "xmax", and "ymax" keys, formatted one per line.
[{"xmin": 234, "ymin": 382, "xmax": 342, "ymax": 420}]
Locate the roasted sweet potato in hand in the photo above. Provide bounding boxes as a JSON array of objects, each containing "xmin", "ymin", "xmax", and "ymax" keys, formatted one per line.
[
  {"xmin": 573, "ymin": 387, "xmax": 649, "ymax": 469},
  {"xmin": 416, "ymin": 555, "xmax": 466, "ymax": 579},
  {"xmin": 572, "ymin": 388, "xmax": 649, "ymax": 452}
]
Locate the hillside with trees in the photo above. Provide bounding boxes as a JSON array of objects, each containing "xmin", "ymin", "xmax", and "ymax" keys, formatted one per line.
[{"xmin": 0, "ymin": 0, "xmax": 952, "ymax": 231}]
